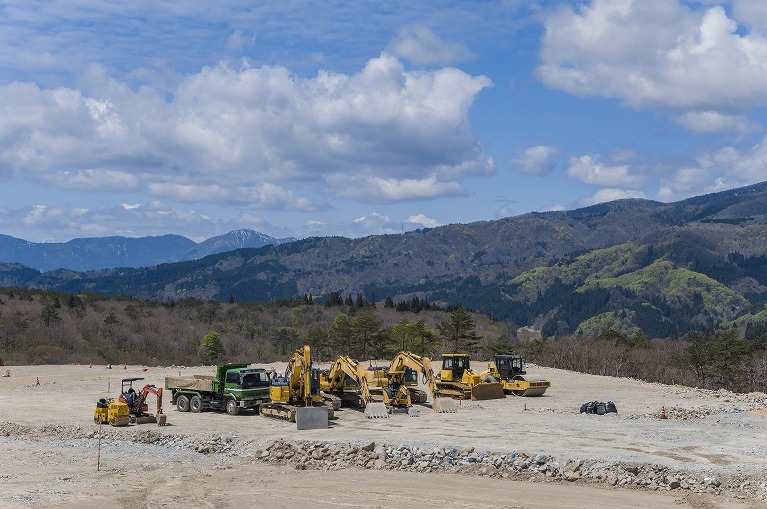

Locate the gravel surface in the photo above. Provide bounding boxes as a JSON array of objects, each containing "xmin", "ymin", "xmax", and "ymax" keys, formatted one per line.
[{"xmin": 0, "ymin": 363, "xmax": 765, "ymax": 508}]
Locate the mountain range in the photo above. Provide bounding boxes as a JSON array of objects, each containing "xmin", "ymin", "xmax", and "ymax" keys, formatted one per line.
[
  {"xmin": 3, "ymin": 181, "xmax": 767, "ymax": 338},
  {"xmin": 0, "ymin": 229, "xmax": 295, "ymax": 272}
]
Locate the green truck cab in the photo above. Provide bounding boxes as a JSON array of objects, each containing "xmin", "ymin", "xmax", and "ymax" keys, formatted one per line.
[{"xmin": 165, "ymin": 363, "xmax": 271, "ymax": 415}]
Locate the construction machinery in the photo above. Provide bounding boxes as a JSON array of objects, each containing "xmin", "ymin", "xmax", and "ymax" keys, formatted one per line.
[
  {"xmin": 368, "ymin": 351, "xmax": 458, "ymax": 413},
  {"xmin": 481, "ymin": 354, "xmax": 551, "ymax": 397},
  {"xmin": 93, "ymin": 398, "xmax": 131, "ymax": 427},
  {"xmin": 260, "ymin": 345, "xmax": 336, "ymax": 429},
  {"xmin": 320, "ymin": 355, "xmax": 390, "ymax": 418},
  {"xmin": 165, "ymin": 364, "xmax": 271, "ymax": 415},
  {"xmin": 119, "ymin": 377, "xmax": 167, "ymax": 425},
  {"xmin": 436, "ymin": 353, "xmax": 506, "ymax": 400}
]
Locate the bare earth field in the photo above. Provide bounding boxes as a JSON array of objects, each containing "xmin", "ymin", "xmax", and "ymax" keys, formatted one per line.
[{"xmin": 1, "ymin": 363, "xmax": 766, "ymax": 509}]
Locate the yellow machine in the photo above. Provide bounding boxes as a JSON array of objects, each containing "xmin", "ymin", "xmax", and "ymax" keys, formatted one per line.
[
  {"xmin": 260, "ymin": 345, "xmax": 336, "ymax": 429},
  {"xmin": 320, "ymin": 355, "xmax": 390, "ymax": 418},
  {"xmin": 436, "ymin": 353, "xmax": 506, "ymax": 400},
  {"xmin": 93, "ymin": 398, "xmax": 131, "ymax": 427},
  {"xmin": 368, "ymin": 351, "xmax": 458, "ymax": 413},
  {"xmin": 481, "ymin": 354, "xmax": 550, "ymax": 397}
]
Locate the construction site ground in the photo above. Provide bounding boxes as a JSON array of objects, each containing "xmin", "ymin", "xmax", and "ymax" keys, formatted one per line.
[{"xmin": 1, "ymin": 362, "xmax": 766, "ymax": 509}]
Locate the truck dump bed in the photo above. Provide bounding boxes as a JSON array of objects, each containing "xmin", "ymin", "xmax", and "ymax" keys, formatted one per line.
[{"xmin": 165, "ymin": 375, "xmax": 214, "ymax": 392}]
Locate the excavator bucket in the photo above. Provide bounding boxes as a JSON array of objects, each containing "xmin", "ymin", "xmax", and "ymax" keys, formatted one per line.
[
  {"xmin": 432, "ymin": 397, "xmax": 458, "ymax": 413},
  {"xmin": 470, "ymin": 382, "xmax": 506, "ymax": 400},
  {"xmin": 295, "ymin": 407, "xmax": 329, "ymax": 430},
  {"xmin": 364, "ymin": 402, "xmax": 389, "ymax": 419}
]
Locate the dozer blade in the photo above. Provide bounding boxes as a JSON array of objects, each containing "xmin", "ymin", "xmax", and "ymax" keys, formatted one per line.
[
  {"xmin": 432, "ymin": 397, "xmax": 458, "ymax": 413},
  {"xmin": 295, "ymin": 406, "xmax": 329, "ymax": 430},
  {"xmin": 364, "ymin": 402, "xmax": 390, "ymax": 419},
  {"xmin": 470, "ymin": 382, "xmax": 506, "ymax": 400}
]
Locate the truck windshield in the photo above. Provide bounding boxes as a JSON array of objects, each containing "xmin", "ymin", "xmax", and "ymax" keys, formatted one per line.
[{"xmin": 242, "ymin": 372, "xmax": 270, "ymax": 389}]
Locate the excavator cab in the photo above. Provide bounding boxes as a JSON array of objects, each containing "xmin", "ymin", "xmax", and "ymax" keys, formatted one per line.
[{"xmin": 120, "ymin": 378, "xmax": 146, "ymax": 411}]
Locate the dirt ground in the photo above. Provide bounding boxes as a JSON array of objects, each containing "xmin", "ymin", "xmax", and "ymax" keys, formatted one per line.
[{"xmin": 1, "ymin": 362, "xmax": 766, "ymax": 509}]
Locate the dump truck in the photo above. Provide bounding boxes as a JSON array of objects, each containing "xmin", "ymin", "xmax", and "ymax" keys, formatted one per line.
[
  {"xmin": 165, "ymin": 364, "xmax": 271, "ymax": 415},
  {"xmin": 481, "ymin": 354, "xmax": 551, "ymax": 396},
  {"xmin": 436, "ymin": 353, "xmax": 506, "ymax": 400}
]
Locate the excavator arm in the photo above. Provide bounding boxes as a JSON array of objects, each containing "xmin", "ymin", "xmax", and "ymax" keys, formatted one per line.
[{"xmin": 388, "ymin": 352, "xmax": 457, "ymax": 413}]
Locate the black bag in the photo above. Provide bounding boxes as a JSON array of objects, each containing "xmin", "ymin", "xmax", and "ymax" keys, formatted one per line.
[
  {"xmin": 605, "ymin": 401, "xmax": 617, "ymax": 413},
  {"xmin": 596, "ymin": 402, "xmax": 606, "ymax": 415}
]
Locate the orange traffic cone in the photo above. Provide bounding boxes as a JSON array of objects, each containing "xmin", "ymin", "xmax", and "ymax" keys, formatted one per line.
[
  {"xmin": 660, "ymin": 406, "xmax": 667, "ymax": 419},
  {"xmin": 89, "ymin": 363, "xmax": 92, "ymax": 368},
  {"xmin": 36, "ymin": 377, "xmax": 40, "ymax": 385},
  {"xmin": 123, "ymin": 363, "xmax": 127, "ymax": 370}
]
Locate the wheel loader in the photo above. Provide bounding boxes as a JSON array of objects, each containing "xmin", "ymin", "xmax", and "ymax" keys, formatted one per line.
[
  {"xmin": 481, "ymin": 354, "xmax": 551, "ymax": 397},
  {"xmin": 436, "ymin": 353, "xmax": 506, "ymax": 400}
]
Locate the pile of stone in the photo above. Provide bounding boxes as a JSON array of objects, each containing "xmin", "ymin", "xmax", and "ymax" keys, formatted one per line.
[{"xmin": 254, "ymin": 439, "xmax": 767, "ymax": 500}]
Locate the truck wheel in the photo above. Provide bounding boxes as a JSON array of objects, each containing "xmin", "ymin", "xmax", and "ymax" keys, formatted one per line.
[
  {"xmin": 226, "ymin": 399, "xmax": 239, "ymax": 416},
  {"xmin": 176, "ymin": 395, "xmax": 190, "ymax": 412},
  {"xmin": 190, "ymin": 396, "xmax": 202, "ymax": 413}
]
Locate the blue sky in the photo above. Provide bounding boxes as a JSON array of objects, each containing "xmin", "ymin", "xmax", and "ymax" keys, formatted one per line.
[{"xmin": 2, "ymin": 0, "xmax": 767, "ymax": 243}]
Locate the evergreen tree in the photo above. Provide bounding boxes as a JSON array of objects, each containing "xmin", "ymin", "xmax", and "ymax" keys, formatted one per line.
[
  {"xmin": 328, "ymin": 313, "xmax": 353, "ymax": 354},
  {"xmin": 199, "ymin": 331, "xmax": 223, "ymax": 364},
  {"xmin": 351, "ymin": 306, "xmax": 384, "ymax": 359},
  {"xmin": 436, "ymin": 307, "xmax": 481, "ymax": 353}
]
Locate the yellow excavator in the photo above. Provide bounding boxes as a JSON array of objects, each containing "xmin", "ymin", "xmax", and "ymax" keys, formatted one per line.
[
  {"xmin": 260, "ymin": 345, "xmax": 338, "ymax": 429},
  {"xmin": 368, "ymin": 351, "xmax": 459, "ymax": 413},
  {"xmin": 481, "ymin": 354, "xmax": 550, "ymax": 397},
  {"xmin": 436, "ymin": 353, "xmax": 506, "ymax": 400},
  {"xmin": 320, "ymin": 355, "xmax": 390, "ymax": 418}
]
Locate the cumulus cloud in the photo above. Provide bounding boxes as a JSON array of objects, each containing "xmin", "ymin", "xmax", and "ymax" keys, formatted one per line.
[
  {"xmin": 404, "ymin": 214, "xmax": 440, "ymax": 228},
  {"xmin": 388, "ymin": 25, "xmax": 473, "ymax": 66},
  {"xmin": 0, "ymin": 53, "xmax": 492, "ymax": 208},
  {"xmin": 538, "ymin": 0, "xmax": 767, "ymax": 131},
  {"xmin": 566, "ymin": 154, "xmax": 646, "ymax": 188},
  {"xmin": 581, "ymin": 188, "xmax": 647, "ymax": 206},
  {"xmin": 510, "ymin": 145, "xmax": 558, "ymax": 175},
  {"xmin": 658, "ymin": 134, "xmax": 767, "ymax": 201}
]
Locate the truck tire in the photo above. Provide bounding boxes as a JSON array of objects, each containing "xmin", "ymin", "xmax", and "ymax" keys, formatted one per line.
[
  {"xmin": 190, "ymin": 396, "xmax": 203, "ymax": 413},
  {"xmin": 176, "ymin": 395, "xmax": 190, "ymax": 412},
  {"xmin": 226, "ymin": 399, "xmax": 239, "ymax": 416}
]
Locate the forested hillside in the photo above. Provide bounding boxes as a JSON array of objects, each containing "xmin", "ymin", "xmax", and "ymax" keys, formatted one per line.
[
  {"xmin": 1, "ymin": 288, "xmax": 765, "ymax": 394},
  {"xmin": 4, "ymin": 182, "xmax": 767, "ymax": 339}
]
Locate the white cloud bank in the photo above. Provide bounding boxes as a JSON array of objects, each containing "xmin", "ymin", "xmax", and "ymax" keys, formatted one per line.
[
  {"xmin": 538, "ymin": 0, "xmax": 767, "ymax": 131},
  {"xmin": 0, "ymin": 53, "xmax": 493, "ymax": 210}
]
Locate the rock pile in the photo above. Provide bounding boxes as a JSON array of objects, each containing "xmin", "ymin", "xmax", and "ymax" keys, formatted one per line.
[{"xmin": 254, "ymin": 439, "xmax": 767, "ymax": 501}]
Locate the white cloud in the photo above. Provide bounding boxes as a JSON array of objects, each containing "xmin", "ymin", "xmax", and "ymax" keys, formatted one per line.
[
  {"xmin": 388, "ymin": 25, "xmax": 473, "ymax": 66},
  {"xmin": 538, "ymin": 0, "xmax": 767, "ymax": 130},
  {"xmin": 566, "ymin": 154, "xmax": 646, "ymax": 188},
  {"xmin": 658, "ymin": 134, "xmax": 767, "ymax": 200},
  {"xmin": 404, "ymin": 214, "xmax": 440, "ymax": 228},
  {"xmin": 581, "ymin": 188, "xmax": 647, "ymax": 206},
  {"xmin": 510, "ymin": 145, "xmax": 558, "ymax": 175},
  {"xmin": 674, "ymin": 111, "xmax": 757, "ymax": 133},
  {"xmin": 0, "ymin": 53, "xmax": 492, "ymax": 208}
]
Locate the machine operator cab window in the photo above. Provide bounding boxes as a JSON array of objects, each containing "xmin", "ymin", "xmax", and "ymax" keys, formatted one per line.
[
  {"xmin": 225, "ymin": 371, "xmax": 239, "ymax": 385},
  {"xmin": 442, "ymin": 355, "xmax": 469, "ymax": 379},
  {"xmin": 241, "ymin": 370, "xmax": 271, "ymax": 389}
]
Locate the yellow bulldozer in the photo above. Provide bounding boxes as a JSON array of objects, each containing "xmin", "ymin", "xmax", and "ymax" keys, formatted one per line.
[
  {"xmin": 481, "ymin": 354, "xmax": 550, "ymax": 397},
  {"xmin": 93, "ymin": 398, "xmax": 131, "ymax": 427},
  {"xmin": 436, "ymin": 353, "xmax": 506, "ymax": 400},
  {"xmin": 260, "ymin": 345, "xmax": 338, "ymax": 429}
]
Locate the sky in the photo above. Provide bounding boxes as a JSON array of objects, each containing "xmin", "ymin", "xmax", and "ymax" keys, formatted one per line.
[{"xmin": 2, "ymin": 0, "xmax": 767, "ymax": 243}]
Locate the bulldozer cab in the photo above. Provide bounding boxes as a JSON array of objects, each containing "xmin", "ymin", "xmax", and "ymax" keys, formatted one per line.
[
  {"xmin": 494, "ymin": 355, "xmax": 526, "ymax": 380},
  {"xmin": 441, "ymin": 354, "xmax": 470, "ymax": 381}
]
